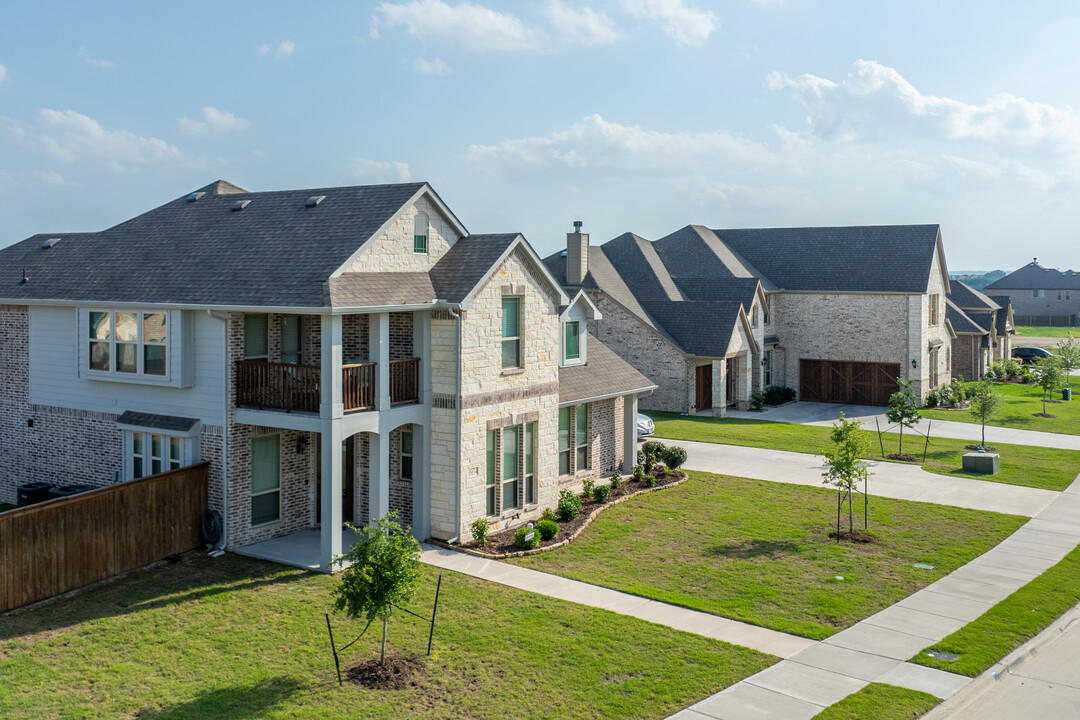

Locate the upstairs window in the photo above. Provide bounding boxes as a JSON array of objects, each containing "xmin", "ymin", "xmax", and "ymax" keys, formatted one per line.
[
  {"xmin": 928, "ymin": 294, "xmax": 940, "ymax": 325},
  {"xmin": 244, "ymin": 314, "xmax": 269, "ymax": 361},
  {"xmin": 501, "ymin": 297, "xmax": 522, "ymax": 369},
  {"xmin": 87, "ymin": 310, "xmax": 168, "ymax": 377},
  {"xmin": 564, "ymin": 321, "xmax": 580, "ymax": 362},
  {"xmin": 414, "ymin": 213, "xmax": 428, "ymax": 254},
  {"xmin": 1033, "ymin": 289, "xmax": 1045, "ymax": 298},
  {"xmin": 281, "ymin": 316, "xmax": 302, "ymax": 365}
]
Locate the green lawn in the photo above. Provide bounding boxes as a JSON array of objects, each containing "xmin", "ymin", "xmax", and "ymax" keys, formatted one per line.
[
  {"xmin": 510, "ymin": 471, "xmax": 1025, "ymax": 640},
  {"xmin": 650, "ymin": 412, "xmax": 1080, "ymax": 492},
  {"xmin": 1014, "ymin": 325, "xmax": 1077, "ymax": 338},
  {"xmin": 920, "ymin": 381, "xmax": 1080, "ymax": 437},
  {"xmin": 911, "ymin": 544, "xmax": 1080, "ymax": 677},
  {"xmin": 811, "ymin": 683, "xmax": 940, "ymax": 719},
  {"xmin": 0, "ymin": 553, "xmax": 775, "ymax": 720}
]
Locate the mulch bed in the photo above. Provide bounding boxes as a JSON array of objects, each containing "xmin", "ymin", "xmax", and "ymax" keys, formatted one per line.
[
  {"xmin": 965, "ymin": 444, "xmax": 998, "ymax": 452},
  {"xmin": 828, "ymin": 529, "xmax": 877, "ymax": 544},
  {"xmin": 452, "ymin": 470, "xmax": 688, "ymax": 559},
  {"xmin": 345, "ymin": 655, "xmax": 426, "ymax": 690},
  {"xmin": 1033, "ymin": 413, "xmax": 1057, "ymax": 418},
  {"xmin": 885, "ymin": 453, "xmax": 918, "ymax": 462}
]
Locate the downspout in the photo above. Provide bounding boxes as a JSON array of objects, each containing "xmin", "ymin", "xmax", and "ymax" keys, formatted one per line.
[
  {"xmin": 207, "ymin": 310, "xmax": 229, "ymax": 554},
  {"xmin": 441, "ymin": 303, "xmax": 463, "ymax": 544}
]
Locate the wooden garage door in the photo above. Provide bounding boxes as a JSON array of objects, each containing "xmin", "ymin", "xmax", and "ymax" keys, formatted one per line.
[{"xmin": 800, "ymin": 359, "xmax": 901, "ymax": 406}]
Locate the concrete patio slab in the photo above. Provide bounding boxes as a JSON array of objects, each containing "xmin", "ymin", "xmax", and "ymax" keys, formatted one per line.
[
  {"xmin": 862, "ymin": 605, "xmax": 968, "ymax": 640},
  {"xmin": 744, "ymin": 660, "xmax": 868, "ymax": 706},
  {"xmin": 877, "ymin": 662, "xmax": 971, "ymax": 699},
  {"xmin": 823, "ymin": 622, "xmax": 938, "ymax": 660},
  {"xmin": 690, "ymin": 682, "xmax": 823, "ymax": 720},
  {"xmin": 894, "ymin": 589, "xmax": 993, "ymax": 622},
  {"xmin": 789, "ymin": 643, "xmax": 904, "ymax": 681}
]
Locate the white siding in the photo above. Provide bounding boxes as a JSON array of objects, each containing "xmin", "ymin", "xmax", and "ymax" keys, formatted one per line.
[{"xmin": 29, "ymin": 307, "xmax": 226, "ymax": 424}]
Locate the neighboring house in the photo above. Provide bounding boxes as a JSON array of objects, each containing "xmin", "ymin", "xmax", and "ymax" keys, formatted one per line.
[
  {"xmin": 543, "ymin": 223, "xmax": 954, "ymax": 412},
  {"xmin": 945, "ymin": 281, "xmax": 1015, "ymax": 381},
  {"xmin": 985, "ymin": 259, "xmax": 1080, "ymax": 326},
  {"xmin": 0, "ymin": 180, "xmax": 654, "ymax": 570}
]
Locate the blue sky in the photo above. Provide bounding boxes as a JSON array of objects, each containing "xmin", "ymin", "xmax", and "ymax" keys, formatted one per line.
[{"xmin": 2, "ymin": 1, "xmax": 1079, "ymax": 271}]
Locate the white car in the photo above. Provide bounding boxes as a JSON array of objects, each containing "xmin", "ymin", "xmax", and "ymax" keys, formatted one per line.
[{"xmin": 636, "ymin": 413, "xmax": 655, "ymax": 439}]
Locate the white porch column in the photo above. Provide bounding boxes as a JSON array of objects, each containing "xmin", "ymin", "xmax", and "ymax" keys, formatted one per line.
[
  {"xmin": 622, "ymin": 394, "xmax": 638, "ymax": 473},
  {"xmin": 369, "ymin": 430, "xmax": 390, "ymax": 522},
  {"xmin": 413, "ymin": 311, "xmax": 432, "ymax": 405},
  {"xmin": 370, "ymin": 312, "xmax": 391, "ymax": 410},
  {"xmin": 319, "ymin": 313, "xmax": 344, "ymax": 570},
  {"xmin": 411, "ymin": 423, "xmax": 431, "ymax": 539}
]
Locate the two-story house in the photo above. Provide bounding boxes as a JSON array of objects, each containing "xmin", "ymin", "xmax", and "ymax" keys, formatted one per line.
[
  {"xmin": 985, "ymin": 259, "xmax": 1080, "ymax": 326},
  {"xmin": 0, "ymin": 180, "xmax": 654, "ymax": 571},
  {"xmin": 544, "ymin": 223, "xmax": 954, "ymax": 411},
  {"xmin": 945, "ymin": 281, "xmax": 1014, "ymax": 381}
]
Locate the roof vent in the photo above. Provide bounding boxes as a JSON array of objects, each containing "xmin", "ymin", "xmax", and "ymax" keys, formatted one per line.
[
  {"xmin": 186, "ymin": 191, "xmax": 206, "ymax": 202},
  {"xmin": 231, "ymin": 200, "xmax": 251, "ymax": 212},
  {"xmin": 306, "ymin": 195, "xmax": 326, "ymax": 208},
  {"xmin": 20, "ymin": 269, "xmax": 29, "ymax": 285},
  {"xmin": 573, "ymin": 220, "xmax": 583, "ymax": 231},
  {"xmin": 41, "ymin": 238, "xmax": 60, "ymax": 249}
]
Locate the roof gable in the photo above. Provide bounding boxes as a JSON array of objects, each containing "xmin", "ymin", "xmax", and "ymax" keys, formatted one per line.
[
  {"xmin": 431, "ymin": 234, "xmax": 569, "ymax": 309},
  {"xmin": 948, "ymin": 281, "xmax": 1000, "ymax": 311},
  {"xmin": 985, "ymin": 261, "xmax": 1080, "ymax": 291}
]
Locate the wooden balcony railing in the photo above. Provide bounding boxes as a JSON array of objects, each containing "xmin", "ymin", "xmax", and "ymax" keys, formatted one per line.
[
  {"xmin": 390, "ymin": 357, "xmax": 421, "ymax": 405},
  {"xmin": 343, "ymin": 362, "xmax": 376, "ymax": 412},
  {"xmin": 235, "ymin": 357, "xmax": 420, "ymax": 414},
  {"xmin": 235, "ymin": 360, "xmax": 320, "ymax": 414}
]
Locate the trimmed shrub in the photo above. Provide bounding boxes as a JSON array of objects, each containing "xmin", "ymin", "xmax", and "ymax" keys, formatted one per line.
[
  {"xmin": 609, "ymin": 471, "xmax": 623, "ymax": 495},
  {"xmin": 557, "ymin": 489, "xmax": 582, "ymax": 521},
  {"xmin": 470, "ymin": 518, "xmax": 490, "ymax": 547},
  {"xmin": 536, "ymin": 519, "xmax": 559, "ymax": 541},
  {"xmin": 763, "ymin": 385, "xmax": 797, "ymax": 405},
  {"xmin": 581, "ymin": 477, "xmax": 596, "ymax": 501},
  {"xmin": 593, "ymin": 484, "xmax": 611, "ymax": 504},
  {"xmin": 541, "ymin": 507, "xmax": 557, "ymax": 524},
  {"xmin": 751, "ymin": 391, "xmax": 766, "ymax": 410},
  {"xmin": 632, "ymin": 463, "xmax": 645, "ymax": 481},
  {"xmin": 514, "ymin": 525, "xmax": 540, "ymax": 550},
  {"xmin": 644, "ymin": 474, "xmax": 656, "ymax": 488},
  {"xmin": 642, "ymin": 440, "xmax": 665, "ymax": 472},
  {"xmin": 659, "ymin": 445, "xmax": 688, "ymax": 471}
]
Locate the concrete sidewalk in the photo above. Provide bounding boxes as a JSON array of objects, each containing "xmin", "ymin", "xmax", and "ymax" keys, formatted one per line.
[
  {"xmin": 724, "ymin": 401, "xmax": 1080, "ymax": 451},
  {"xmin": 679, "ymin": 439, "xmax": 1058, "ymax": 517},
  {"xmin": 669, "ymin": 479, "xmax": 1080, "ymax": 720}
]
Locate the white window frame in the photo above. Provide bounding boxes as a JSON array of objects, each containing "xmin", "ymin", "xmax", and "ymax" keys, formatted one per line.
[
  {"xmin": 414, "ymin": 212, "xmax": 429, "ymax": 255},
  {"xmin": 251, "ymin": 434, "xmax": 282, "ymax": 527},
  {"xmin": 84, "ymin": 309, "xmax": 171, "ymax": 383},
  {"xmin": 563, "ymin": 320, "xmax": 582, "ymax": 363},
  {"xmin": 558, "ymin": 407, "xmax": 572, "ymax": 476},
  {"xmin": 123, "ymin": 429, "xmax": 196, "ymax": 481},
  {"xmin": 501, "ymin": 296, "xmax": 523, "ymax": 370},
  {"xmin": 524, "ymin": 421, "xmax": 536, "ymax": 505},
  {"xmin": 575, "ymin": 403, "xmax": 589, "ymax": 473},
  {"xmin": 502, "ymin": 425, "xmax": 520, "ymax": 511}
]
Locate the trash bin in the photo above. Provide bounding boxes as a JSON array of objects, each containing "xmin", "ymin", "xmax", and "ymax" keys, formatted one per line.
[
  {"xmin": 17, "ymin": 482, "xmax": 54, "ymax": 507},
  {"xmin": 1064, "ymin": 387, "xmax": 1073, "ymax": 401},
  {"xmin": 47, "ymin": 484, "xmax": 97, "ymax": 500}
]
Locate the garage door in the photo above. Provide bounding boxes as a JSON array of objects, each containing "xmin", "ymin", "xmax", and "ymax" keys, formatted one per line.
[{"xmin": 799, "ymin": 359, "xmax": 901, "ymax": 406}]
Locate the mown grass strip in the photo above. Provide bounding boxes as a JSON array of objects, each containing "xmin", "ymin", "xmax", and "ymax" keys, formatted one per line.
[
  {"xmin": 911, "ymin": 543, "xmax": 1080, "ymax": 677},
  {"xmin": 811, "ymin": 683, "xmax": 940, "ymax": 720}
]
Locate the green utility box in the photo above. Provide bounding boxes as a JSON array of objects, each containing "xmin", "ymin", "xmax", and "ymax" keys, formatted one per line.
[{"xmin": 963, "ymin": 452, "xmax": 1000, "ymax": 475}]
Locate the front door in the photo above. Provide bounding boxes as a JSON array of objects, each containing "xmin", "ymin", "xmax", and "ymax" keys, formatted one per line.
[
  {"xmin": 726, "ymin": 358, "xmax": 737, "ymax": 407},
  {"xmin": 695, "ymin": 365, "xmax": 712, "ymax": 412},
  {"xmin": 316, "ymin": 437, "xmax": 355, "ymax": 525}
]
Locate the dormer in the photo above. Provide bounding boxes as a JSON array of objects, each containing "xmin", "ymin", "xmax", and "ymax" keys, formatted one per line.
[{"xmin": 560, "ymin": 290, "xmax": 602, "ymax": 367}]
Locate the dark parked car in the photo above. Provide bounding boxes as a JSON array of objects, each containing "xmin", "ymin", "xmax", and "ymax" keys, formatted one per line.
[{"xmin": 1012, "ymin": 346, "xmax": 1054, "ymax": 364}]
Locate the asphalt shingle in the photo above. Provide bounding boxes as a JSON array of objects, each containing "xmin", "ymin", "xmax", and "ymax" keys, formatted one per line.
[
  {"xmin": 429, "ymin": 234, "xmax": 519, "ymax": 304},
  {"xmin": 559, "ymin": 335, "xmax": 657, "ymax": 405}
]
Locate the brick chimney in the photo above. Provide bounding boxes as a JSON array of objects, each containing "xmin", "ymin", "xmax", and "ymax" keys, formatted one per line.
[{"xmin": 566, "ymin": 220, "xmax": 589, "ymax": 285}]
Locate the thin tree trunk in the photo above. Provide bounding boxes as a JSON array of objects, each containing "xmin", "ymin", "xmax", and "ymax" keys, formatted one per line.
[
  {"xmin": 982, "ymin": 418, "xmax": 986, "ymax": 448},
  {"xmin": 380, "ymin": 618, "xmax": 387, "ymax": 666},
  {"xmin": 864, "ymin": 478, "xmax": 868, "ymax": 530},
  {"xmin": 898, "ymin": 424, "xmax": 903, "ymax": 456},
  {"xmin": 836, "ymin": 490, "xmax": 841, "ymax": 542},
  {"xmin": 847, "ymin": 488, "xmax": 854, "ymax": 533}
]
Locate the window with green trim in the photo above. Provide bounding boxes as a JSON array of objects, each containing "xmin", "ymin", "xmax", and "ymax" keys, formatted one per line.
[
  {"xmin": 564, "ymin": 320, "xmax": 580, "ymax": 361},
  {"xmin": 501, "ymin": 296, "xmax": 521, "ymax": 369},
  {"xmin": 414, "ymin": 213, "xmax": 428, "ymax": 254}
]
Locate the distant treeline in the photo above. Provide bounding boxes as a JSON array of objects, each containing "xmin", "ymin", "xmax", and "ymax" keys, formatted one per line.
[{"xmin": 949, "ymin": 269, "xmax": 1006, "ymax": 291}]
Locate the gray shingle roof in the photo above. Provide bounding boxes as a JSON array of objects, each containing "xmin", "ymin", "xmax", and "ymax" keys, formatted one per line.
[
  {"xmin": 0, "ymin": 180, "xmax": 430, "ymax": 307},
  {"xmin": 559, "ymin": 335, "xmax": 657, "ymax": 405},
  {"xmin": 653, "ymin": 225, "xmax": 776, "ymax": 294},
  {"xmin": 985, "ymin": 261, "xmax": 1080, "ymax": 291},
  {"xmin": 989, "ymin": 296, "xmax": 1014, "ymax": 335},
  {"xmin": 946, "ymin": 299, "xmax": 987, "ymax": 335},
  {"xmin": 948, "ymin": 281, "xmax": 1000, "ymax": 310},
  {"xmin": 116, "ymin": 411, "xmax": 199, "ymax": 433},
  {"xmin": 329, "ymin": 272, "xmax": 436, "ymax": 308},
  {"xmin": 713, "ymin": 224, "xmax": 941, "ymax": 293},
  {"xmin": 638, "ymin": 299, "xmax": 748, "ymax": 357},
  {"xmin": 429, "ymin": 234, "xmax": 519, "ymax": 304}
]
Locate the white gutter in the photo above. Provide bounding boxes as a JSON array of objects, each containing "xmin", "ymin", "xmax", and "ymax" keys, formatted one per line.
[
  {"xmin": 0, "ymin": 297, "xmax": 439, "ymax": 314},
  {"xmin": 206, "ymin": 309, "xmax": 229, "ymax": 553}
]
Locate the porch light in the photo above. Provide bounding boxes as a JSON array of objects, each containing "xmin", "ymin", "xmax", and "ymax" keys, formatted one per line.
[
  {"xmin": 296, "ymin": 435, "xmax": 309, "ymax": 454},
  {"xmin": 911, "ymin": 359, "xmax": 917, "ymax": 369}
]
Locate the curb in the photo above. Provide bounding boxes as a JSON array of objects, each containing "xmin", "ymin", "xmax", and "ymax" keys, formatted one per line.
[{"xmin": 430, "ymin": 472, "xmax": 690, "ymax": 560}]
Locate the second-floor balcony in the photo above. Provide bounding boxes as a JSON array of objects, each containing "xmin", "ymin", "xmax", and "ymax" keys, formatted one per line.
[{"xmin": 235, "ymin": 357, "xmax": 420, "ymax": 414}]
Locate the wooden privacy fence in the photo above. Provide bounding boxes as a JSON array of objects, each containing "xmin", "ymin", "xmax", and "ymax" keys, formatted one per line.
[{"xmin": 0, "ymin": 463, "xmax": 209, "ymax": 613}]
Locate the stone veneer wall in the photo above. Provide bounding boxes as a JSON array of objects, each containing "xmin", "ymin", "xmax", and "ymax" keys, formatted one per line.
[
  {"xmin": 347, "ymin": 195, "xmax": 461, "ymax": 273},
  {"xmin": 0, "ymin": 305, "xmax": 32, "ymax": 504},
  {"xmin": 429, "ymin": 307, "xmax": 459, "ymax": 539}
]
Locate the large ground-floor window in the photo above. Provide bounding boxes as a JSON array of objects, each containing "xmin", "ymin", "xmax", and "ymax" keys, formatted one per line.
[
  {"xmin": 486, "ymin": 420, "xmax": 538, "ymax": 515},
  {"xmin": 558, "ymin": 405, "xmax": 590, "ymax": 476},
  {"xmin": 251, "ymin": 434, "xmax": 281, "ymax": 526}
]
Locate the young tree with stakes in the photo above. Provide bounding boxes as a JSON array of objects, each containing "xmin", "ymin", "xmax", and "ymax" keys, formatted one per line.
[
  {"xmin": 1056, "ymin": 333, "xmax": 1080, "ymax": 390},
  {"xmin": 969, "ymin": 379, "xmax": 1003, "ymax": 450},
  {"xmin": 1032, "ymin": 356, "xmax": 1066, "ymax": 416},
  {"xmin": 331, "ymin": 511, "xmax": 422, "ymax": 666},
  {"xmin": 886, "ymin": 378, "xmax": 922, "ymax": 458},
  {"xmin": 821, "ymin": 413, "xmax": 872, "ymax": 538}
]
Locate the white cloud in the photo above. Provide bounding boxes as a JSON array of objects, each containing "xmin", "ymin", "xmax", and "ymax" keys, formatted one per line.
[
  {"xmin": 767, "ymin": 59, "xmax": 1080, "ymax": 156},
  {"xmin": 258, "ymin": 40, "xmax": 295, "ymax": 57},
  {"xmin": 373, "ymin": 0, "xmax": 620, "ymax": 52},
  {"xmin": 30, "ymin": 170, "xmax": 73, "ymax": 186},
  {"xmin": 179, "ymin": 106, "xmax": 251, "ymax": 136},
  {"xmin": 350, "ymin": 158, "xmax": 412, "ymax": 182},
  {"xmin": 0, "ymin": 64, "xmax": 7, "ymax": 83},
  {"xmin": 9, "ymin": 109, "xmax": 183, "ymax": 173},
  {"xmin": 621, "ymin": 0, "xmax": 718, "ymax": 47},
  {"xmin": 77, "ymin": 46, "xmax": 114, "ymax": 68},
  {"xmin": 413, "ymin": 57, "xmax": 453, "ymax": 75}
]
